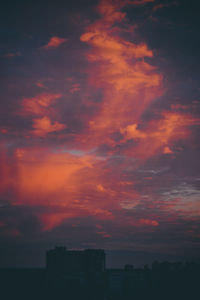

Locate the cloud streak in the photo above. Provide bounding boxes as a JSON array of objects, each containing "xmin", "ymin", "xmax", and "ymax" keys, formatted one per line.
[{"xmin": 42, "ymin": 36, "xmax": 68, "ymax": 49}]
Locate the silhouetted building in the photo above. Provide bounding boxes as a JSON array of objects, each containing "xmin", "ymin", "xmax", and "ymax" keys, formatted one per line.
[
  {"xmin": 46, "ymin": 246, "xmax": 106, "ymax": 293},
  {"xmin": 106, "ymin": 265, "xmax": 147, "ymax": 294},
  {"xmin": 46, "ymin": 246, "xmax": 105, "ymax": 274},
  {"xmin": 1, "ymin": 252, "xmax": 200, "ymax": 300}
]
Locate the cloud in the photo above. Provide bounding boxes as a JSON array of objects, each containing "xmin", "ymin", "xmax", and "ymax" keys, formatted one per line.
[
  {"xmin": 42, "ymin": 36, "xmax": 68, "ymax": 49},
  {"xmin": 80, "ymin": 0, "xmax": 163, "ymax": 148},
  {"xmin": 22, "ymin": 93, "xmax": 62, "ymax": 115},
  {"xmin": 21, "ymin": 93, "xmax": 66, "ymax": 137},
  {"xmin": 0, "ymin": 128, "xmax": 8, "ymax": 134},
  {"xmin": 139, "ymin": 218, "xmax": 159, "ymax": 226},
  {"xmin": 163, "ymin": 146, "xmax": 173, "ymax": 154},
  {"xmin": 152, "ymin": 4, "xmax": 165, "ymax": 11},
  {"xmin": 32, "ymin": 116, "xmax": 66, "ymax": 136},
  {"xmin": 4, "ymin": 52, "xmax": 21, "ymax": 58},
  {"xmin": 152, "ymin": 2, "xmax": 178, "ymax": 12},
  {"xmin": 129, "ymin": 0, "xmax": 155, "ymax": 5},
  {"xmin": 120, "ymin": 111, "xmax": 200, "ymax": 160},
  {"xmin": 0, "ymin": 146, "xmax": 139, "ymax": 230}
]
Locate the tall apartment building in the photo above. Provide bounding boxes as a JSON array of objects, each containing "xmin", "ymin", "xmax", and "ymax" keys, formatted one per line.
[{"xmin": 46, "ymin": 246, "xmax": 106, "ymax": 275}]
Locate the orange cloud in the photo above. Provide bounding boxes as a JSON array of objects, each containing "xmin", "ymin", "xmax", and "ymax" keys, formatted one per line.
[
  {"xmin": 96, "ymin": 0, "xmax": 127, "ymax": 24},
  {"xmin": 32, "ymin": 116, "xmax": 66, "ymax": 136},
  {"xmin": 22, "ymin": 93, "xmax": 61, "ymax": 115},
  {"xmin": 126, "ymin": 217, "xmax": 159, "ymax": 227},
  {"xmin": 42, "ymin": 36, "xmax": 68, "ymax": 49},
  {"xmin": 121, "ymin": 111, "xmax": 199, "ymax": 159},
  {"xmin": 139, "ymin": 218, "xmax": 159, "ymax": 226},
  {"xmin": 0, "ymin": 145, "xmax": 12, "ymax": 194},
  {"xmin": 40, "ymin": 211, "xmax": 79, "ymax": 231},
  {"xmin": 152, "ymin": 4, "xmax": 165, "ymax": 11},
  {"xmin": 0, "ymin": 145, "xmax": 142, "ymax": 230},
  {"xmin": 21, "ymin": 93, "xmax": 66, "ymax": 137},
  {"xmin": 13, "ymin": 149, "xmax": 94, "ymax": 205},
  {"xmin": 80, "ymin": 0, "xmax": 163, "ymax": 148},
  {"xmin": 97, "ymin": 0, "xmax": 155, "ymax": 19},
  {"xmin": 97, "ymin": 184, "xmax": 106, "ymax": 192},
  {"xmin": 163, "ymin": 146, "xmax": 173, "ymax": 154},
  {"xmin": 69, "ymin": 83, "xmax": 80, "ymax": 94},
  {"xmin": 35, "ymin": 82, "xmax": 47, "ymax": 89}
]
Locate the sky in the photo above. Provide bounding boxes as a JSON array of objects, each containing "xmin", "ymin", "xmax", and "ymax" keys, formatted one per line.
[{"xmin": 0, "ymin": 0, "xmax": 200, "ymax": 268}]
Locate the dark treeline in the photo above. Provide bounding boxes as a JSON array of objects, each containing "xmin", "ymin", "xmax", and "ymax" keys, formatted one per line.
[{"xmin": 0, "ymin": 248, "xmax": 200, "ymax": 300}]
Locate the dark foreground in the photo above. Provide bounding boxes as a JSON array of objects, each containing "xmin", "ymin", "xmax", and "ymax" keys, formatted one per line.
[{"xmin": 0, "ymin": 261, "xmax": 200, "ymax": 300}]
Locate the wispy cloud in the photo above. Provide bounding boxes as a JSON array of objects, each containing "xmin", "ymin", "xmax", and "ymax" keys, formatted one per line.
[{"xmin": 42, "ymin": 36, "xmax": 68, "ymax": 49}]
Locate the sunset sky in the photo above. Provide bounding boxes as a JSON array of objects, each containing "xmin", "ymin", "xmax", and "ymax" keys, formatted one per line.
[{"xmin": 0, "ymin": 0, "xmax": 200, "ymax": 267}]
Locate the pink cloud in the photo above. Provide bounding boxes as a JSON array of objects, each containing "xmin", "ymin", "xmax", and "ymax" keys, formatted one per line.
[
  {"xmin": 21, "ymin": 93, "xmax": 66, "ymax": 137},
  {"xmin": 22, "ymin": 93, "xmax": 62, "ymax": 115},
  {"xmin": 80, "ymin": 0, "xmax": 163, "ymax": 149},
  {"xmin": 32, "ymin": 116, "xmax": 66, "ymax": 136},
  {"xmin": 42, "ymin": 36, "xmax": 68, "ymax": 49}
]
